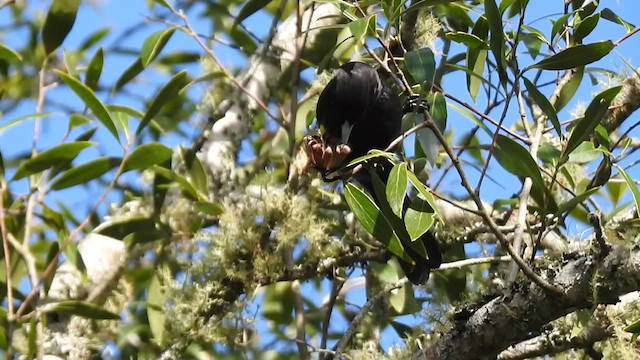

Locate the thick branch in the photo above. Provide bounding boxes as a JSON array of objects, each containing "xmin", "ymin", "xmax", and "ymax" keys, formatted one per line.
[{"xmin": 412, "ymin": 244, "xmax": 640, "ymax": 360}]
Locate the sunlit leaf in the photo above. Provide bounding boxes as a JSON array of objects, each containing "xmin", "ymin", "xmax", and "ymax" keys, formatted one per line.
[
  {"xmin": 386, "ymin": 163, "xmax": 408, "ymax": 218},
  {"xmin": 85, "ymin": 47, "xmax": 104, "ymax": 90},
  {"xmin": 445, "ymin": 32, "xmax": 489, "ymax": 49},
  {"xmin": 55, "ymin": 70, "xmax": 119, "ymax": 140},
  {"xmin": 404, "ymin": 195, "xmax": 435, "ymax": 241},
  {"xmin": 614, "ymin": 164, "xmax": 640, "ymax": 219},
  {"xmin": 141, "ymin": 28, "xmax": 176, "ymax": 67},
  {"xmin": 153, "ymin": 165, "xmax": 202, "ymax": 201},
  {"xmin": 123, "ymin": 143, "xmax": 173, "ymax": 172},
  {"xmin": 344, "ymin": 183, "xmax": 410, "ymax": 262},
  {"xmin": 51, "ymin": 157, "xmax": 121, "ymax": 190},
  {"xmin": 0, "ymin": 43, "xmax": 22, "ymax": 62},
  {"xmin": 530, "ymin": 41, "xmax": 614, "ymax": 70},
  {"xmin": 147, "ymin": 273, "xmax": 167, "ymax": 343},
  {"xmin": 556, "ymin": 187, "xmax": 599, "ymax": 217},
  {"xmin": 78, "ymin": 26, "xmax": 111, "ymax": 52},
  {"xmin": 467, "ymin": 17, "xmax": 489, "ymax": 101},
  {"xmin": 12, "ymin": 142, "xmax": 95, "ymax": 180}
]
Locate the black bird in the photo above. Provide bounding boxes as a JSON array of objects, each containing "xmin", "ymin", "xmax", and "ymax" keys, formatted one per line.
[{"xmin": 310, "ymin": 61, "xmax": 441, "ymax": 284}]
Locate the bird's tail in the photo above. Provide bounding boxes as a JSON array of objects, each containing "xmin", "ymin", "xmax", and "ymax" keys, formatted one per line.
[{"xmin": 355, "ymin": 160, "xmax": 442, "ymax": 285}]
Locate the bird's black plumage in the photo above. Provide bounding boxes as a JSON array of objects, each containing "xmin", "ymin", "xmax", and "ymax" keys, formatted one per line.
[{"xmin": 314, "ymin": 61, "xmax": 441, "ymax": 284}]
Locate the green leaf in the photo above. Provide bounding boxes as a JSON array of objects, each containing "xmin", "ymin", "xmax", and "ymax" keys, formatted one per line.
[
  {"xmin": 0, "ymin": 43, "xmax": 22, "ymax": 62},
  {"xmin": 55, "ymin": 70, "xmax": 119, "ymax": 140},
  {"xmin": 345, "ymin": 150, "xmax": 397, "ymax": 167},
  {"xmin": 530, "ymin": 41, "xmax": 614, "ymax": 70},
  {"xmin": 344, "ymin": 183, "xmax": 410, "ymax": 262},
  {"xmin": 136, "ymin": 70, "xmax": 189, "ymax": 135},
  {"xmin": 194, "ymin": 201, "xmax": 224, "ymax": 216},
  {"xmin": 614, "ymin": 164, "xmax": 640, "ymax": 219},
  {"xmin": 42, "ymin": 0, "xmax": 80, "ymax": 55},
  {"xmin": 386, "ymin": 163, "xmax": 408, "ymax": 218},
  {"xmin": 63, "ymin": 50, "xmax": 78, "ymax": 78},
  {"xmin": 485, "ymin": 0, "xmax": 507, "ymax": 86},
  {"xmin": 404, "ymin": 195, "xmax": 435, "ymax": 241},
  {"xmin": 45, "ymin": 300, "xmax": 119, "ymax": 320},
  {"xmin": 43, "ymin": 242, "xmax": 59, "ymax": 295},
  {"xmin": 187, "ymin": 153, "xmax": 208, "ymax": 196},
  {"xmin": 233, "ymin": 0, "xmax": 271, "ymax": 28},
  {"xmin": 97, "ymin": 216, "xmax": 157, "ymax": 239},
  {"xmin": 61, "ymin": 240, "xmax": 86, "ymax": 277},
  {"xmin": 445, "ymin": 32, "xmax": 489, "ymax": 49},
  {"xmin": 522, "ymin": 77, "xmax": 561, "ymax": 138},
  {"xmin": 431, "ymin": 91, "xmax": 447, "ymax": 130},
  {"xmin": 625, "ymin": 318, "xmax": 640, "ymax": 334},
  {"xmin": 555, "ymin": 67, "xmax": 583, "ymax": 111},
  {"xmin": 0, "ymin": 112, "xmax": 54, "ymax": 136},
  {"xmin": 467, "ymin": 17, "xmax": 489, "ymax": 101},
  {"xmin": 562, "ymin": 85, "xmax": 622, "ymax": 161},
  {"xmin": 601, "ymin": 8, "xmax": 636, "ymax": 32},
  {"xmin": 123, "ymin": 228, "xmax": 170, "ymax": 248},
  {"xmin": 141, "ymin": 28, "xmax": 176, "ymax": 67},
  {"xmin": 123, "ymin": 143, "xmax": 173, "ymax": 172},
  {"xmin": 405, "ymin": 47, "xmax": 436, "ymax": 87},
  {"xmin": 147, "ymin": 273, "xmax": 166, "ymax": 343},
  {"xmin": 51, "ymin": 157, "xmax": 121, "ymax": 190},
  {"xmin": 494, "ymin": 135, "xmax": 551, "ymax": 210},
  {"xmin": 152, "ymin": 0, "xmax": 175, "ymax": 11},
  {"xmin": 349, "ymin": 15, "xmax": 375, "ymax": 44},
  {"xmin": 551, "ymin": 11, "xmax": 574, "ymax": 42},
  {"xmin": 12, "ymin": 141, "xmax": 95, "ymax": 180},
  {"xmin": 406, "ymin": 170, "xmax": 440, "ymax": 220},
  {"xmin": 566, "ymin": 142, "xmax": 603, "ymax": 164},
  {"xmin": 85, "ymin": 47, "xmax": 104, "ymax": 90},
  {"xmin": 113, "ymin": 59, "xmax": 144, "ymax": 93},
  {"xmin": 262, "ymin": 282, "xmax": 294, "ymax": 324},
  {"xmin": 153, "ymin": 165, "xmax": 202, "ymax": 201},
  {"xmin": 78, "ymin": 26, "xmax": 111, "ymax": 52},
  {"xmin": 573, "ymin": 12, "xmax": 600, "ymax": 42},
  {"xmin": 555, "ymin": 186, "xmax": 599, "ymax": 216}
]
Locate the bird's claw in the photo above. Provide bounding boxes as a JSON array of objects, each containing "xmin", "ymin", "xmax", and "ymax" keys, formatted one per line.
[{"xmin": 302, "ymin": 135, "xmax": 352, "ymax": 177}]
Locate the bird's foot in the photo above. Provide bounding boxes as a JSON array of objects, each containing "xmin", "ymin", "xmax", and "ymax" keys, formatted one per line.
[{"xmin": 302, "ymin": 135, "xmax": 352, "ymax": 178}]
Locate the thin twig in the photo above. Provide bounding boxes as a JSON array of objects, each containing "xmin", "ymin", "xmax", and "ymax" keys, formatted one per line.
[
  {"xmin": 435, "ymin": 256, "xmax": 512, "ymax": 271},
  {"xmin": 435, "ymin": 85, "xmax": 530, "ymax": 144},
  {"xmin": 614, "ymin": 25, "xmax": 640, "ymax": 47},
  {"xmin": 425, "ymin": 117, "xmax": 563, "ymax": 295},
  {"xmin": 176, "ymin": 10, "xmax": 280, "ymax": 123},
  {"xmin": 320, "ymin": 279, "xmax": 345, "ymax": 360}
]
